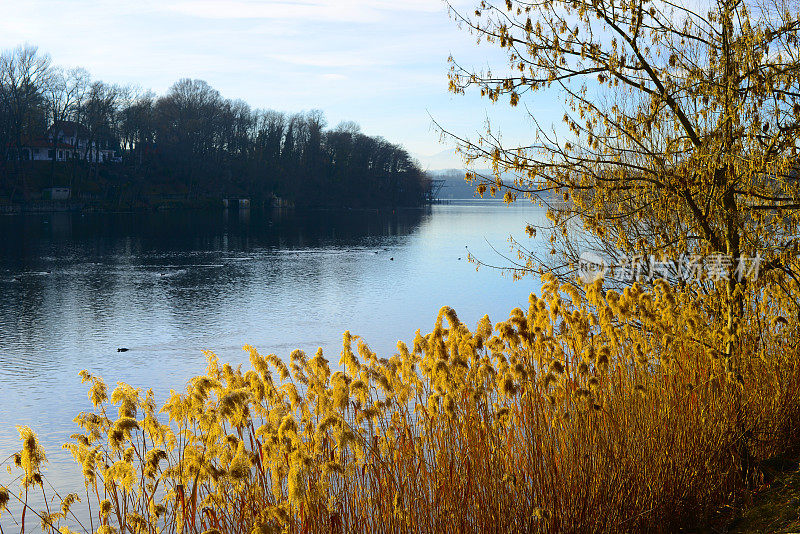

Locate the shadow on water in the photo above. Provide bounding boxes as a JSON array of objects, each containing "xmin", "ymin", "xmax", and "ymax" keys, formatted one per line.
[
  {"xmin": 0, "ymin": 207, "xmax": 428, "ymax": 258},
  {"xmin": 0, "ymin": 201, "xmax": 544, "ymax": 523},
  {"xmin": 0, "ymin": 207, "xmax": 429, "ymax": 373}
]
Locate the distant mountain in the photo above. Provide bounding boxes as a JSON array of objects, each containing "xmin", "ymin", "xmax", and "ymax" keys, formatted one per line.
[
  {"xmin": 427, "ymin": 168, "xmax": 516, "ymax": 200},
  {"xmin": 427, "ymin": 168, "xmax": 562, "ymax": 201},
  {"xmin": 415, "ymin": 148, "xmax": 467, "ymax": 171},
  {"xmin": 417, "ymin": 149, "xmax": 566, "ymax": 201},
  {"xmin": 428, "ymin": 169, "xmax": 481, "ymax": 199}
]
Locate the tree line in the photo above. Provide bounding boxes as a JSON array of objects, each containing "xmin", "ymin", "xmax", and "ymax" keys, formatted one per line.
[{"xmin": 0, "ymin": 44, "xmax": 430, "ymax": 207}]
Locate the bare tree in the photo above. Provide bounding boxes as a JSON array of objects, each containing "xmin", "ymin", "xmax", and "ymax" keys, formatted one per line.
[
  {"xmin": 0, "ymin": 44, "xmax": 52, "ymax": 199},
  {"xmin": 44, "ymin": 66, "xmax": 89, "ymax": 184},
  {"xmin": 77, "ymin": 81, "xmax": 123, "ymax": 185}
]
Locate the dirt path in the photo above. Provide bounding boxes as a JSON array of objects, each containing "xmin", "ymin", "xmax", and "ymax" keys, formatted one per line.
[{"xmin": 729, "ymin": 457, "xmax": 800, "ymax": 533}]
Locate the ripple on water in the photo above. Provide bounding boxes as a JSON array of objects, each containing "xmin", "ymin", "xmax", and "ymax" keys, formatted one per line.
[{"xmin": 0, "ymin": 203, "xmax": 547, "ymax": 521}]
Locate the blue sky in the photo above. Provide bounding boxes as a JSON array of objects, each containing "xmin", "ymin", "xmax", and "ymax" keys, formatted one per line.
[{"xmin": 0, "ymin": 0, "xmax": 563, "ymax": 168}]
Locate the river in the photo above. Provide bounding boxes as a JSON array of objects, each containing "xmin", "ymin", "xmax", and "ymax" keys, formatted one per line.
[{"xmin": 0, "ymin": 200, "xmax": 546, "ymax": 527}]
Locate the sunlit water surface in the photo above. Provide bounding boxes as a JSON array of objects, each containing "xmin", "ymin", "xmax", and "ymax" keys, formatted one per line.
[{"xmin": 0, "ymin": 200, "xmax": 546, "ymax": 528}]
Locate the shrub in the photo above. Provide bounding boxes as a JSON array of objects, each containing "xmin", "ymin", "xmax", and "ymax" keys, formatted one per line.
[{"xmin": 3, "ymin": 275, "xmax": 800, "ymax": 533}]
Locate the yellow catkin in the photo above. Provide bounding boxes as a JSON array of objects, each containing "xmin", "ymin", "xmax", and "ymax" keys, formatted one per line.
[{"xmin": 5, "ymin": 269, "xmax": 800, "ymax": 533}]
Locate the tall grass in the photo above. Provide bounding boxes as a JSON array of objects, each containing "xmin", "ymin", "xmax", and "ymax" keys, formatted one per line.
[{"xmin": 3, "ymin": 275, "xmax": 800, "ymax": 533}]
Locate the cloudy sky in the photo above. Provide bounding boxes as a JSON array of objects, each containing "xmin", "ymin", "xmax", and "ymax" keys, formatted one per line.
[{"xmin": 0, "ymin": 0, "xmax": 560, "ymax": 168}]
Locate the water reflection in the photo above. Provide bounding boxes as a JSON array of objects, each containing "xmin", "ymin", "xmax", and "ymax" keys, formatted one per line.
[{"xmin": 0, "ymin": 202, "xmax": 545, "ymax": 526}]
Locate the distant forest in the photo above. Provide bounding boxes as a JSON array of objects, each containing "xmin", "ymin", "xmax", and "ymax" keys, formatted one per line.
[{"xmin": 0, "ymin": 45, "xmax": 430, "ymax": 208}]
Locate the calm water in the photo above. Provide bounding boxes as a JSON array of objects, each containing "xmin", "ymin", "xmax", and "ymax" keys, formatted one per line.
[{"xmin": 0, "ymin": 200, "xmax": 545, "ymax": 526}]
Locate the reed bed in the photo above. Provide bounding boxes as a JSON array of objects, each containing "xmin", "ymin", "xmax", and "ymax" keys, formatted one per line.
[{"xmin": 2, "ymin": 274, "xmax": 800, "ymax": 533}]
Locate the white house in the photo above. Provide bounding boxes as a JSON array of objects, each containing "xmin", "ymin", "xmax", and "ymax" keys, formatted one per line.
[
  {"xmin": 10, "ymin": 121, "xmax": 118, "ymax": 163},
  {"xmin": 45, "ymin": 121, "xmax": 117, "ymax": 163},
  {"xmin": 19, "ymin": 138, "xmax": 77, "ymax": 162}
]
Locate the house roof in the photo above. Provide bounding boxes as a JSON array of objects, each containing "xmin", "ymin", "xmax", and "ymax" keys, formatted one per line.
[
  {"xmin": 8, "ymin": 137, "xmax": 76, "ymax": 149},
  {"xmin": 25, "ymin": 138, "xmax": 76, "ymax": 149},
  {"xmin": 47, "ymin": 121, "xmax": 89, "ymax": 139}
]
